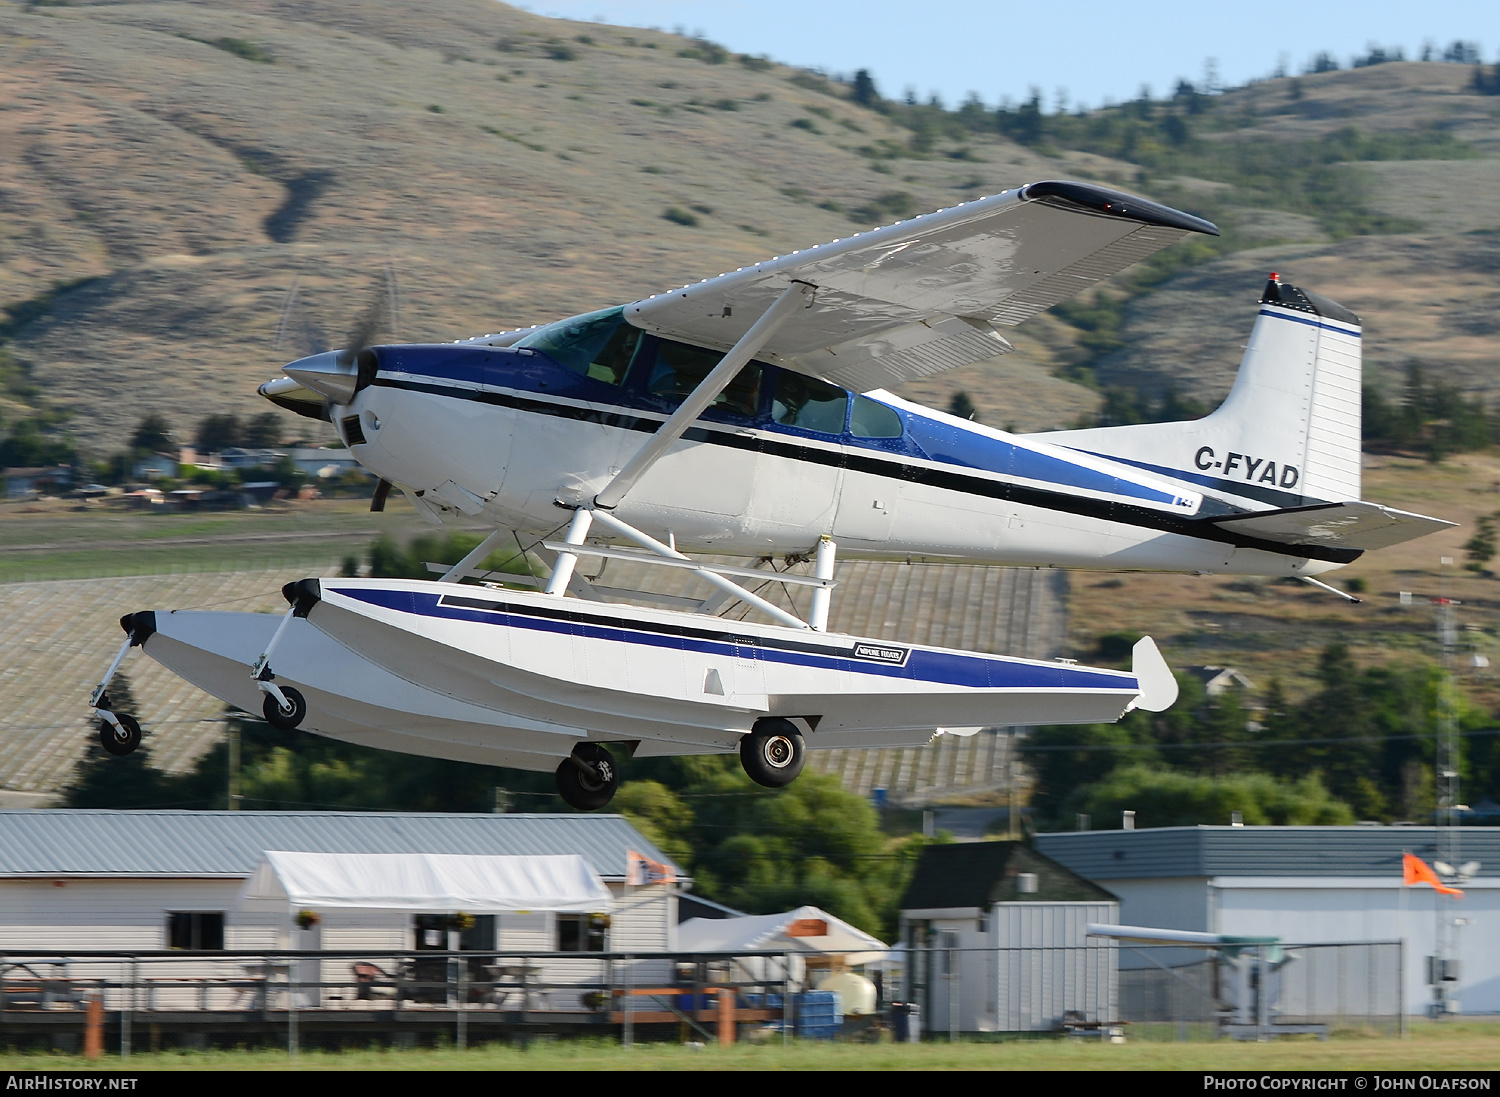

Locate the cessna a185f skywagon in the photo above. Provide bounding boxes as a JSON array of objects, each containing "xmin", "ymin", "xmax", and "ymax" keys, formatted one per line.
[{"xmin": 92, "ymin": 180, "xmax": 1451, "ymax": 808}]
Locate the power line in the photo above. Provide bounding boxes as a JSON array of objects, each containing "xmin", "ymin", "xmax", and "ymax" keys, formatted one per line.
[{"xmin": 1022, "ymin": 727, "xmax": 1500, "ymax": 753}]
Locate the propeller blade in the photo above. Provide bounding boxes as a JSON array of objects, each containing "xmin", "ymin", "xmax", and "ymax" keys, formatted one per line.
[
  {"xmin": 338, "ymin": 289, "xmax": 385, "ymax": 367},
  {"xmin": 273, "ymin": 277, "xmax": 301, "ymax": 353},
  {"xmin": 274, "ymin": 276, "xmax": 330, "ymax": 359},
  {"xmin": 371, "ymin": 478, "xmax": 392, "ymax": 513},
  {"xmin": 337, "ymin": 265, "xmax": 401, "ymax": 366}
]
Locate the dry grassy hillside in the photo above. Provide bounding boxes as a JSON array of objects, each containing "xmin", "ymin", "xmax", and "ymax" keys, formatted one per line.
[
  {"xmin": 3, "ymin": 4, "xmax": 1496, "ymax": 447},
  {"xmin": 0, "ymin": 0, "xmax": 1093, "ymax": 449},
  {"xmin": 1079, "ymin": 62, "xmax": 1500, "ymax": 404},
  {"xmin": 1089, "ymin": 232, "xmax": 1500, "ymax": 402}
]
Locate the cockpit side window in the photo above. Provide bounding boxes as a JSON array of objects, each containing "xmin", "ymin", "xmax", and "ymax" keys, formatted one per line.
[
  {"xmin": 850, "ymin": 394, "xmax": 903, "ymax": 439},
  {"xmin": 772, "ymin": 371, "xmax": 849, "ymax": 435},
  {"xmin": 642, "ymin": 339, "xmax": 763, "ymax": 417},
  {"xmin": 515, "ymin": 307, "xmax": 639, "ymax": 385}
]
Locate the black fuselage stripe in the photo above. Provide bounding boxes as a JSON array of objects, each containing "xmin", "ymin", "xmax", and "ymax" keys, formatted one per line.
[{"xmin": 373, "ymin": 376, "xmax": 1360, "ymax": 564}]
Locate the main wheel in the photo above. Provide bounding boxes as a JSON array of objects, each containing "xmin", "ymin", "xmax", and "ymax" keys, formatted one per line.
[
  {"xmin": 740, "ymin": 718, "xmax": 805, "ymax": 788},
  {"xmin": 262, "ymin": 686, "xmax": 307, "ymax": 730},
  {"xmin": 555, "ymin": 744, "xmax": 620, "ymax": 811},
  {"xmin": 98, "ymin": 713, "xmax": 142, "ymax": 757}
]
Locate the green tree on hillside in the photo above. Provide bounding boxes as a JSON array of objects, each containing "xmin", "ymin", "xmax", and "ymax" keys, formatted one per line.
[
  {"xmin": 129, "ymin": 414, "xmax": 173, "ymax": 453},
  {"xmin": 0, "ymin": 417, "xmax": 75, "ymax": 469},
  {"xmin": 195, "ymin": 413, "xmax": 243, "ymax": 454},
  {"xmin": 1066, "ymin": 765, "xmax": 1355, "ymax": 828}
]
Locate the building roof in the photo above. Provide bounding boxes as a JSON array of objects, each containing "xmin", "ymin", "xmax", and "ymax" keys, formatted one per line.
[
  {"xmin": 0, "ymin": 811, "xmax": 681, "ymax": 883},
  {"xmin": 1183, "ymin": 665, "xmax": 1255, "ymax": 697},
  {"xmin": 678, "ymin": 905, "xmax": 888, "ymax": 960},
  {"xmin": 900, "ymin": 841, "xmax": 1116, "ymax": 911},
  {"xmin": 1035, "ymin": 826, "xmax": 1500, "ymax": 881}
]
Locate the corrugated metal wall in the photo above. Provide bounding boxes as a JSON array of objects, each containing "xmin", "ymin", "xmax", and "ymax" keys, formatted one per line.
[
  {"xmin": 991, "ymin": 902, "xmax": 1118, "ymax": 1033},
  {"xmin": 920, "ymin": 901, "xmax": 1118, "ymax": 1033}
]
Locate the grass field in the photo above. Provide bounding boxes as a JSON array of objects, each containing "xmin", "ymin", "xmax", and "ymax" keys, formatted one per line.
[
  {"xmin": 0, "ymin": 497, "xmax": 435, "ymax": 584},
  {"xmin": 1, "ymin": 1024, "xmax": 1498, "ymax": 1071}
]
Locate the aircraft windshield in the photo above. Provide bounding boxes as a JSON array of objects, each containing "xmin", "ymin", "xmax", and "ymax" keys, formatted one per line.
[{"xmin": 516, "ymin": 307, "xmax": 639, "ymax": 385}]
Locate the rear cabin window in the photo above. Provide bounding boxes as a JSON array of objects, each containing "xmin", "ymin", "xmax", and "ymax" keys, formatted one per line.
[
  {"xmin": 515, "ymin": 307, "xmax": 640, "ymax": 385},
  {"xmin": 772, "ymin": 372, "xmax": 848, "ymax": 435},
  {"xmin": 849, "ymin": 394, "xmax": 903, "ymax": 438},
  {"xmin": 641, "ymin": 339, "xmax": 763, "ymax": 418}
]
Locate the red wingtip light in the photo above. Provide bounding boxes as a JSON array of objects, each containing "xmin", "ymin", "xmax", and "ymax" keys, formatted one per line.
[{"xmin": 1269, "ymin": 272, "xmax": 1279, "ymax": 282}]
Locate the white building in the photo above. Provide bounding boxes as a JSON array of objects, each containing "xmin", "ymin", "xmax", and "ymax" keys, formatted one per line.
[
  {"xmin": 0, "ymin": 810, "xmax": 683, "ymax": 956},
  {"xmin": 1036, "ymin": 826, "xmax": 1500, "ymax": 1015},
  {"xmin": 286, "ymin": 448, "xmax": 368, "ymax": 480}
]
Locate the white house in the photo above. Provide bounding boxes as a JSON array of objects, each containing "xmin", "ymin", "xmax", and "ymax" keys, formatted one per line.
[
  {"xmin": 0, "ymin": 810, "xmax": 682, "ymax": 953},
  {"xmin": 1036, "ymin": 826, "xmax": 1500, "ymax": 1016},
  {"xmin": 286, "ymin": 447, "xmax": 368, "ymax": 480}
]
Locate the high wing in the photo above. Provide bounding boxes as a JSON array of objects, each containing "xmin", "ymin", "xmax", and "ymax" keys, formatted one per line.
[
  {"xmin": 626, "ymin": 180, "xmax": 1218, "ymax": 392},
  {"xmin": 1208, "ymin": 501, "xmax": 1456, "ymax": 552}
]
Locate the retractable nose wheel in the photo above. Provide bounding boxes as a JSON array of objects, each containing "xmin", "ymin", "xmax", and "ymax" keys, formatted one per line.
[
  {"xmin": 555, "ymin": 743, "xmax": 620, "ymax": 811},
  {"xmin": 98, "ymin": 713, "xmax": 142, "ymax": 757},
  {"xmin": 740, "ymin": 718, "xmax": 805, "ymax": 788}
]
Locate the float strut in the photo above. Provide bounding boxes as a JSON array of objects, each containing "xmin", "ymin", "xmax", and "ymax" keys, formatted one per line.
[
  {"xmin": 809, "ymin": 536, "xmax": 836, "ymax": 632},
  {"xmin": 546, "ymin": 508, "xmax": 594, "ymax": 596},
  {"xmin": 1299, "ymin": 575, "xmax": 1362, "ymax": 604},
  {"xmin": 438, "ymin": 528, "xmax": 511, "ymax": 583}
]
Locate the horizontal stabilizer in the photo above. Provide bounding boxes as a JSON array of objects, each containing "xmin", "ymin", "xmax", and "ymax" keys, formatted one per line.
[{"xmin": 1210, "ymin": 501, "xmax": 1456, "ymax": 551}]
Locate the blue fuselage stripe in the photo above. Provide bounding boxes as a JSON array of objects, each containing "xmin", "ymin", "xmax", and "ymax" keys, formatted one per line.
[
  {"xmin": 332, "ymin": 587, "xmax": 1137, "ymax": 693},
  {"xmin": 1072, "ymin": 450, "xmax": 1316, "ymax": 510}
]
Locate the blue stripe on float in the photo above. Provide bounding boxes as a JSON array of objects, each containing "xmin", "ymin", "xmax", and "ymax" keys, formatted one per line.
[{"xmin": 331, "ymin": 586, "xmax": 1139, "ymax": 694}]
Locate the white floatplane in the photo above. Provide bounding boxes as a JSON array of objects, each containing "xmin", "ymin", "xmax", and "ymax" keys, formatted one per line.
[{"xmin": 91, "ymin": 180, "xmax": 1451, "ymax": 808}]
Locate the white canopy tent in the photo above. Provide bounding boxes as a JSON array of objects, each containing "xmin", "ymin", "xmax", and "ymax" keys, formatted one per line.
[
  {"xmin": 677, "ymin": 905, "xmax": 888, "ymax": 965},
  {"xmin": 238, "ymin": 850, "xmax": 613, "ymax": 913}
]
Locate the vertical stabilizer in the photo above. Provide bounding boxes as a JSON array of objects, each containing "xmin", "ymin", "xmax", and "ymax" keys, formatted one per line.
[{"xmin": 1029, "ymin": 276, "xmax": 1363, "ymax": 507}]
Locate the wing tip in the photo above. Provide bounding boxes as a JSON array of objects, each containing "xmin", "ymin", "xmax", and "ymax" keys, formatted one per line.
[{"xmin": 1020, "ymin": 180, "xmax": 1220, "ymax": 237}]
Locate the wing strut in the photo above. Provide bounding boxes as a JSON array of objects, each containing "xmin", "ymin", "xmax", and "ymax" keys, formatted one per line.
[{"xmin": 594, "ymin": 281, "xmax": 814, "ymax": 510}]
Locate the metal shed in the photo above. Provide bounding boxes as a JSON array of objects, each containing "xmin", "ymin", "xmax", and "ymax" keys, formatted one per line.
[{"xmin": 899, "ymin": 841, "xmax": 1118, "ymax": 1034}]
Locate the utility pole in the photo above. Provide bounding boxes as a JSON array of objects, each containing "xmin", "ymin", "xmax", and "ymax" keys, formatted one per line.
[
  {"xmin": 1432, "ymin": 558, "xmax": 1462, "ymax": 1016},
  {"xmin": 227, "ymin": 718, "xmax": 242, "ymax": 810}
]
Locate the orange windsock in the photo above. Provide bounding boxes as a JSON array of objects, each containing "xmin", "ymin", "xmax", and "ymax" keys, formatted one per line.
[{"xmin": 1403, "ymin": 852, "xmax": 1464, "ymax": 897}]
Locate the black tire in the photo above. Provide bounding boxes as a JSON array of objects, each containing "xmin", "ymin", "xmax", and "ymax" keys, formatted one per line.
[
  {"xmin": 555, "ymin": 744, "xmax": 620, "ymax": 811},
  {"xmin": 740, "ymin": 718, "xmax": 805, "ymax": 788},
  {"xmin": 262, "ymin": 686, "xmax": 307, "ymax": 730},
  {"xmin": 98, "ymin": 713, "xmax": 142, "ymax": 757}
]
